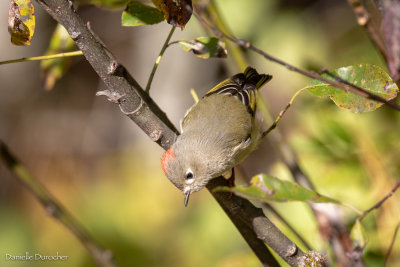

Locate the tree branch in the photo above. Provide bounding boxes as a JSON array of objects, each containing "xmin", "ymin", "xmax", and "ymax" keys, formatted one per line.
[
  {"xmin": 34, "ymin": 0, "xmax": 306, "ymax": 265},
  {"xmin": 0, "ymin": 141, "xmax": 115, "ymax": 267},
  {"xmin": 207, "ymin": 178, "xmax": 303, "ymax": 266}
]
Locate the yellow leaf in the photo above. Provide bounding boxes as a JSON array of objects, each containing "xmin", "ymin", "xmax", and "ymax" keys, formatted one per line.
[{"xmin": 8, "ymin": 0, "xmax": 35, "ymax": 46}]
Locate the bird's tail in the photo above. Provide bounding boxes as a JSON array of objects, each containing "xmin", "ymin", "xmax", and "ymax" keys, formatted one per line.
[
  {"xmin": 204, "ymin": 67, "xmax": 272, "ymax": 115},
  {"xmin": 243, "ymin": 67, "xmax": 272, "ymax": 90}
]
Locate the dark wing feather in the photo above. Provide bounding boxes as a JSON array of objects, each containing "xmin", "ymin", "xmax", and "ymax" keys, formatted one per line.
[{"xmin": 204, "ymin": 67, "xmax": 272, "ymax": 115}]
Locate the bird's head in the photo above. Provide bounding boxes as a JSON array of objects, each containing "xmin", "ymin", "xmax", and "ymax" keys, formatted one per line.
[{"xmin": 161, "ymin": 146, "xmax": 211, "ymax": 206}]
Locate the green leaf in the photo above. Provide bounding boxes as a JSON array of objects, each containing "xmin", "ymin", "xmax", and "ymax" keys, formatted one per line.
[
  {"xmin": 305, "ymin": 64, "xmax": 399, "ymax": 113},
  {"xmin": 350, "ymin": 220, "xmax": 368, "ymax": 250},
  {"xmin": 178, "ymin": 37, "xmax": 227, "ymax": 59},
  {"xmin": 214, "ymin": 174, "xmax": 340, "ymax": 204},
  {"xmin": 8, "ymin": 0, "xmax": 35, "ymax": 46},
  {"xmin": 122, "ymin": 1, "xmax": 164, "ymax": 27},
  {"xmin": 41, "ymin": 24, "xmax": 76, "ymax": 91}
]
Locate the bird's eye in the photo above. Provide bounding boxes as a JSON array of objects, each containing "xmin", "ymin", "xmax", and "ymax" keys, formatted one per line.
[{"xmin": 185, "ymin": 170, "xmax": 194, "ymax": 180}]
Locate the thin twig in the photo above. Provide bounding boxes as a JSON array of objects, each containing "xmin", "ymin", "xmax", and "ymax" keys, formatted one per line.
[
  {"xmin": 384, "ymin": 218, "xmax": 400, "ymax": 266},
  {"xmin": 262, "ymin": 88, "xmax": 306, "ymax": 138},
  {"xmin": 167, "ymin": 40, "xmax": 180, "ymax": 46},
  {"xmin": 194, "ymin": 12, "xmax": 400, "ymax": 112},
  {"xmin": 0, "ymin": 51, "xmax": 83, "ymax": 65},
  {"xmin": 0, "ymin": 140, "xmax": 115, "ymax": 267},
  {"xmin": 145, "ymin": 26, "xmax": 176, "ymax": 93},
  {"xmin": 360, "ymin": 180, "xmax": 400, "ymax": 221}
]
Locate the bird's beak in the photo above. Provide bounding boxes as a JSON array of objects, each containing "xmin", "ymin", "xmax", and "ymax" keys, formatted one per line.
[{"xmin": 183, "ymin": 186, "xmax": 191, "ymax": 207}]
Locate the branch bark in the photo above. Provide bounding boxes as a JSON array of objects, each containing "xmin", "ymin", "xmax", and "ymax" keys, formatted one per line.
[
  {"xmin": 35, "ymin": 0, "xmax": 306, "ymax": 265},
  {"xmin": 207, "ymin": 178, "xmax": 301, "ymax": 266}
]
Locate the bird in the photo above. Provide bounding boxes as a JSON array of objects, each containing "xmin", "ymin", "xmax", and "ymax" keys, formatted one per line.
[{"xmin": 161, "ymin": 67, "xmax": 272, "ymax": 206}]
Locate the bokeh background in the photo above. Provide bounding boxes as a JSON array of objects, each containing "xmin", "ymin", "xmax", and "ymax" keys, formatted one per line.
[{"xmin": 1, "ymin": 0, "xmax": 399, "ymax": 266}]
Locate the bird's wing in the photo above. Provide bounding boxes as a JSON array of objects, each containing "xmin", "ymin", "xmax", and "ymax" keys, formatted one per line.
[{"xmin": 204, "ymin": 67, "xmax": 272, "ymax": 115}]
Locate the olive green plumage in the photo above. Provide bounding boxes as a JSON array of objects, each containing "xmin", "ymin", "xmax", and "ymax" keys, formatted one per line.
[{"xmin": 161, "ymin": 67, "xmax": 272, "ymax": 206}]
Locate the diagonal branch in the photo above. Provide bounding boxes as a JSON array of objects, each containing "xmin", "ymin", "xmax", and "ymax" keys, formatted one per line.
[
  {"xmin": 35, "ymin": 0, "xmax": 306, "ymax": 266},
  {"xmin": 0, "ymin": 141, "xmax": 115, "ymax": 267},
  {"xmin": 262, "ymin": 88, "xmax": 306, "ymax": 138},
  {"xmin": 360, "ymin": 180, "xmax": 400, "ymax": 221}
]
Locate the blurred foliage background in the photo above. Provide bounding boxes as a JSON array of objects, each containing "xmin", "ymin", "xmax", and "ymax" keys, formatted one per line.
[{"xmin": 0, "ymin": 0, "xmax": 399, "ymax": 266}]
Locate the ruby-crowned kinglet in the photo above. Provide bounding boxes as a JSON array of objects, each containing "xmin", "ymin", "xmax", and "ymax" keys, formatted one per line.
[{"xmin": 161, "ymin": 67, "xmax": 272, "ymax": 206}]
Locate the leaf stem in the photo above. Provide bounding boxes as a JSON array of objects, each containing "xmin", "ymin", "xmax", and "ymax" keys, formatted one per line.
[
  {"xmin": 0, "ymin": 51, "xmax": 83, "ymax": 65},
  {"xmin": 167, "ymin": 40, "xmax": 179, "ymax": 46},
  {"xmin": 145, "ymin": 26, "xmax": 176, "ymax": 93},
  {"xmin": 261, "ymin": 88, "xmax": 306, "ymax": 138}
]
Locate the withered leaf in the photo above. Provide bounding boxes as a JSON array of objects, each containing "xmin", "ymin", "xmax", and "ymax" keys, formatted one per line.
[
  {"xmin": 152, "ymin": 0, "xmax": 192, "ymax": 29},
  {"xmin": 8, "ymin": 0, "xmax": 35, "ymax": 46}
]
